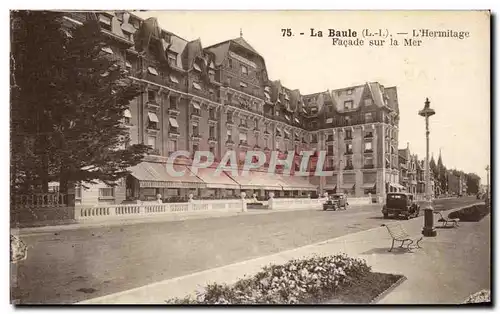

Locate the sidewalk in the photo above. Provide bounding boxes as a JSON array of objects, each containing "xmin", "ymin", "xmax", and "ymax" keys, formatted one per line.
[{"xmin": 79, "ymin": 202, "xmax": 489, "ymax": 304}]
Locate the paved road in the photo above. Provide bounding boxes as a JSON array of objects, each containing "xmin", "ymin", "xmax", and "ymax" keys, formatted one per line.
[{"xmin": 10, "ymin": 197, "xmax": 479, "ymax": 304}]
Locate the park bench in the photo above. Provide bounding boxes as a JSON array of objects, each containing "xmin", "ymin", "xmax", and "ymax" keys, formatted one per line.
[
  {"xmin": 381, "ymin": 223, "xmax": 423, "ymax": 252},
  {"xmin": 434, "ymin": 211, "xmax": 460, "ymax": 228}
]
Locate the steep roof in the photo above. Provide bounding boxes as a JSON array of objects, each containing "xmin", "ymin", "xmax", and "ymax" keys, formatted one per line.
[
  {"xmin": 231, "ymin": 37, "xmax": 261, "ymax": 56},
  {"xmin": 182, "ymin": 38, "xmax": 203, "ymax": 70}
]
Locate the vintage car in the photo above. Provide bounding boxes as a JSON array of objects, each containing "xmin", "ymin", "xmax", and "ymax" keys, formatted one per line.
[
  {"xmin": 323, "ymin": 193, "xmax": 348, "ymax": 211},
  {"xmin": 382, "ymin": 192, "xmax": 420, "ymax": 219}
]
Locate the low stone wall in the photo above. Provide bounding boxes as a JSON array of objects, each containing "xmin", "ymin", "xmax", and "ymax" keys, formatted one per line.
[{"xmin": 75, "ymin": 199, "xmax": 246, "ymax": 222}]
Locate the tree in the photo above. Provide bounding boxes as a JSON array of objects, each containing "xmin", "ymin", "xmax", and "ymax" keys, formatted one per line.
[
  {"xmin": 437, "ymin": 152, "xmax": 447, "ymax": 193},
  {"xmin": 11, "ymin": 11, "xmax": 150, "ymax": 194},
  {"xmin": 466, "ymin": 173, "xmax": 481, "ymax": 194},
  {"xmin": 429, "ymin": 155, "xmax": 438, "ymax": 181}
]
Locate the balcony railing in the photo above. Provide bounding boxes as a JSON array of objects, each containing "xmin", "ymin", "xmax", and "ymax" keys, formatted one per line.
[
  {"xmin": 363, "ymin": 164, "xmax": 375, "ymax": 169},
  {"xmin": 364, "ymin": 149, "xmax": 374, "ymax": 153},
  {"xmin": 238, "ymin": 123, "xmax": 250, "ymax": 131},
  {"xmin": 345, "ymin": 150, "xmax": 353, "ymax": 155},
  {"xmin": 364, "ymin": 133, "xmax": 374, "ymax": 139},
  {"xmin": 344, "ymin": 165, "xmax": 354, "ymax": 170},
  {"xmin": 326, "ymin": 135, "xmax": 334, "ymax": 142},
  {"xmin": 169, "ymin": 127, "xmax": 180, "ymax": 137}
]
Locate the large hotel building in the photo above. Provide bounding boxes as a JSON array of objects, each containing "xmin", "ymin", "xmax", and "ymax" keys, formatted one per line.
[{"xmin": 62, "ymin": 11, "xmax": 403, "ymax": 205}]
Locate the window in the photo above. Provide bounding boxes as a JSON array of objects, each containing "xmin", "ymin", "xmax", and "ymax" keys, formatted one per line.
[
  {"xmin": 192, "ymin": 102, "xmax": 201, "ymax": 116},
  {"xmin": 125, "ymin": 61, "xmax": 132, "ymax": 68},
  {"xmin": 364, "ymin": 142, "xmax": 373, "ymax": 152},
  {"xmin": 193, "ymin": 144, "xmax": 199, "ymax": 152},
  {"xmin": 264, "ymin": 91, "xmax": 271, "ymax": 101},
  {"xmin": 254, "ymin": 118, "xmax": 259, "ymax": 129},
  {"xmin": 239, "ymin": 132, "xmax": 247, "ymax": 143},
  {"xmin": 384, "ymin": 98, "xmax": 389, "ymax": 106},
  {"xmin": 345, "ymin": 116, "xmax": 351, "ymax": 125},
  {"xmin": 344, "ymin": 100, "xmax": 353, "ymax": 110},
  {"xmin": 345, "ymin": 156, "xmax": 353, "ymax": 168},
  {"xmin": 241, "ymin": 65, "xmax": 248, "ymax": 75},
  {"xmin": 147, "ymin": 112, "xmax": 159, "ymax": 129},
  {"xmin": 345, "ymin": 143, "xmax": 353, "ymax": 154},
  {"xmin": 169, "ymin": 96, "xmax": 178, "ymax": 109},
  {"xmin": 193, "ymin": 62, "xmax": 202, "ymax": 72},
  {"xmin": 228, "ymin": 58, "xmax": 233, "ymax": 68},
  {"xmin": 345, "ymin": 129, "xmax": 352, "ymax": 139},
  {"xmin": 365, "ymin": 112, "xmax": 373, "ymax": 123},
  {"xmin": 192, "ymin": 122, "xmax": 199, "ymax": 137},
  {"xmin": 168, "ymin": 117, "xmax": 179, "ymax": 132},
  {"xmin": 284, "ymin": 114, "xmax": 290, "ymax": 121},
  {"xmin": 209, "ymin": 69, "xmax": 215, "ymax": 81},
  {"xmin": 167, "ymin": 52, "xmax": 177, "ymax": 67},
  {"xmin": 209, "ymin": 125, "xmax": 215, "ymax": 138},
  {"xmin": 326, "ymin": 118, "xmax": 333, "ymax": 124},
  {"xmin": 364, "ymin": 131, "xmax": 373, "ymax": 138},
  {"xmin": 327, "ymin": 105, "xmax": 334, "ymax": 113},
  {"xmin": 209, "ymin": 146, "xmax": 215, "ymax": 155},
  {"xmin": 364, "ymin": 98, "xmax": 373, "ymax": 107},
  {"xmin": 347, "ymin": 89, "xmax": 353, "ymax": 95},
  {"xmin": 147, "ymin": 67, "xmax": 159, "ymax": 76},
  {"xmin": 294, "ymin": 117, "xmax": 300, "ymax": 124},
  {"xmin": 311, "ymin": 133, "xmax": 318, "ymax": 143},
  {"xmin": 123, "ymin": 109, "xmax": 132, "ymax": 125},
  {"xmin": 148, "ymin": 90, "xmax": 156, "ymax": 102},
  {"xmin": 209, "ymin": 108, "xmax": 216, "ymax": 120},
  {"xmin": 328, "ymin": 145, "xmax": 334, "ymax": 155},
  {"xmin": 240, "ymin": 82, "xmax": 247, "ymax": 88},
  {"xmin": 275, "ymin": 110, "xmax": 280, "ymax": 117},
  {"xmin": 227, "ymin": 129, "xmax": 232, "ymax": 141},
  {"xmin": 99, "ymin": 187, "xmax": 114, "ymax": 199},
  {"xmin": 365, "ymin": 156, "xmax": 374, "ymax": 167},
  {"xmin": 167, "ymin": 140, "xmax": 177, "ymax": 154},
  {"xmin": 227, "ymin": 112, "xmax": 233, "ymax": 123},
  {"xmin": 227, "ymin": 93, "xmax": 233, "ymax": 104},
  {"xmin": 147, "ymin": 136, "xmax": 156, "ymax": 149}
]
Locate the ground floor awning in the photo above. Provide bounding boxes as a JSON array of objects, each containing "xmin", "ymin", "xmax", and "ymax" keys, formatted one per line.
[
  {"xmin": 227, "ymin": 170, "xmax": 282, "ymax": 190},
  {"xmin": 187, "ymin": 167, "xmax": 240, "ymax": 189},
  {"xmin": 278, "ymin": 175, "xmax": 318, "ymax": 191},
  {"xmin": 340, "ymin": 183, "xmax": 355, "ymax": 190},
  {"xmin": 362, "ymin": 182, "xmax": 376, "ymax": 189},
  {"xmin": 129, "ymin": 162, "xmax": 206, "ymax": 189}
]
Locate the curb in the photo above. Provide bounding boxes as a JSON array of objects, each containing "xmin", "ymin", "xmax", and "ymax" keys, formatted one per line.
[{"xmin": 371, "ymin": 275, "xmax": 407, "ymax": 304}]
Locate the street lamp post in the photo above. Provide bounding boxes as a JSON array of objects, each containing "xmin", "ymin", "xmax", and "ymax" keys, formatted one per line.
[{"xmin": 419, "ymin": 98, "xmax": 437, "ymax": 237}]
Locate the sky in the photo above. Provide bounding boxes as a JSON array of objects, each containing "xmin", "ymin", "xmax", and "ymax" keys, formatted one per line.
[{"xmin": 136, "ymin": 10, "xmax": 491, "ymax": 182}]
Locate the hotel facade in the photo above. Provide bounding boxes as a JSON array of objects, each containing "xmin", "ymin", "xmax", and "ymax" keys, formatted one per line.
[{"xmin": 62, "ymin": 11, "xmax": 402, "ymax": 205}]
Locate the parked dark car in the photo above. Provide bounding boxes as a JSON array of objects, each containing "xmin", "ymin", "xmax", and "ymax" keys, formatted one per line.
[
  {"xmin": 323, "ymin": 193, "xmax": 348, "ymax": 211},
  {"xmin": 382, "ymin": 193, "xmax": 420, "ymax": 219}
]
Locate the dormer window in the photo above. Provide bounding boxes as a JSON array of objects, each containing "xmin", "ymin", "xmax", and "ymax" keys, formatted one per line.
[
  {"xmin": 240, "ymin": 82, "xmax": 247, "ymax": 88},
  {"xmin": 193, "ymin": 62, "xmax": 202, "ymax": 72},
  {"xmin": 125, "ymin": 61, "xmax": 132, "ymax": 68},
  {"xmin": 326, "ymin": 118, "xmax": 334, "ymax": 124},
  {"xmin": 98, "ymin": 14, "xmax": 112, "ymax": 31},
  {"xmin": 208, "ymin": 69, "xmax": 216, "ymax": 81},
  {"xmin": 347, "ymin": 89, "xmax": 353, "ymax": 95},
  {"xmin": 284, "ymin": 93, "xmax": 290, "ymax": 101},
  {"xmin": 344, "ymin": 100, "xmax": 353, "ymax": 110},
  {"xmin": 364, "ymin": 98, "xmax": 373, "ymax": 107},
  {"xmin": 123, "ymin": 109, "xmax": 132, "ymax": 125},
  {"xmin": 167, "ymin": 52, "xmax": 177, "ymax": 67},
  {"xmin": 294, "ymin": 117, "xmax": 300, "ymax": 124}
]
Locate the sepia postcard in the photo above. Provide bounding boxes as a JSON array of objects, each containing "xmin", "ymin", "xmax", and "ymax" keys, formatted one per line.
[{"xmin": 9, "ymin": 9, "xmax": 491, "ymax": 305}]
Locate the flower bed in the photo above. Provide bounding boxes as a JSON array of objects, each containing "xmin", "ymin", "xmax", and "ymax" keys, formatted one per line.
[
  {"xmin": 448, "ymin": 204, "xmax": 490, "ymax": 222},
  {"xmin": 166, "ymin": 254, "xmax": 403, "ymax": 304}
]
